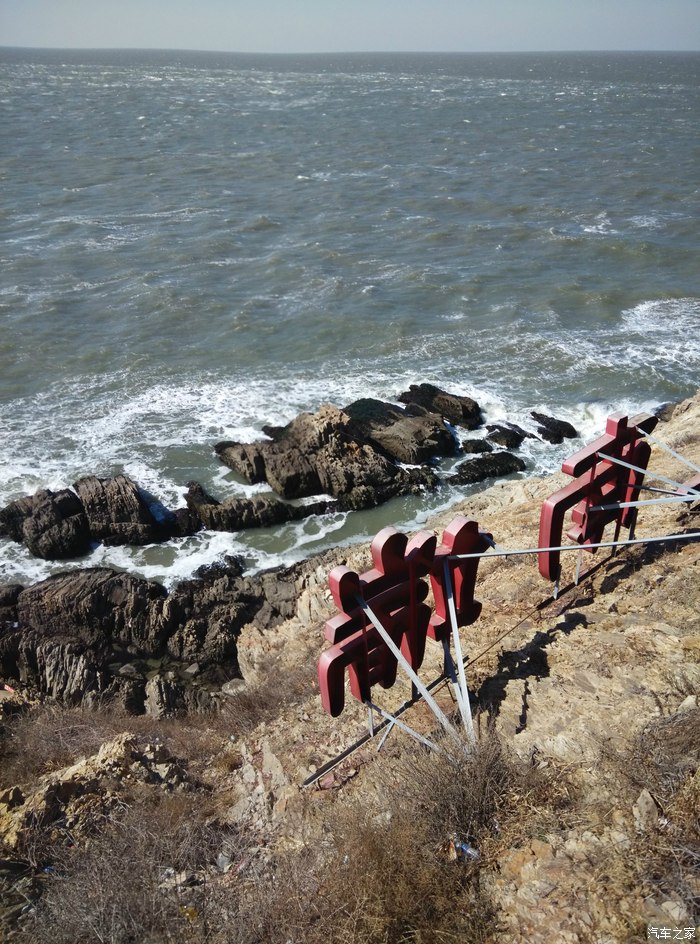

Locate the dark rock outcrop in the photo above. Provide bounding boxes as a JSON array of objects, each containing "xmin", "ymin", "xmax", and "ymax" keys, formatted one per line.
[
  {"xmin": 397, "ymin": 383, "xmax": 483, "ymax": 429},
  {"xmin": 0, "ymin": 550, "xmax": 330, "ymax": 717},
  {"xmin": 0, "ymin": 561, "xmax": 253, "ymax": 715},
  {"xmin": 453, "ymin": 452, "xmax": 526, "ymax": 485},
  {"xmin": 215, "ymin": 402, "xmax": 442, "ymax": 508},
  {"xmin": 0, "ymin": 585, "xmax": 22, "ymax": 627},
  {"xmin": 530, "ymin": 412, "xmax": 579, "ymax": 445},
  {"xmin": 16, "ymin": 568, "xmax": 170, "ymax": 653},
  {"xmin": 73, "ymin": 474, "xmax": 169, "ymax": 546},
  {"xmin": 486, "ymin": 423, "xmax": 534, "ymax": 450},
  {"xmin": 0, "ymin": 489, "xmax": 91, "ymax": 560},
  {"xmin": 343, "ymin": 398, "xmax": 456, "ymax": 464},
  {"xmin": 0, "ymin": 474, "xmax": 202, "ymax": 562},
  {"xmin": 461, "ymin": 439, "xmax": 493, "ymax": 454},
  {"xmin": 184, "ymin": 482, "xmax": 332, "ymax": 531}
]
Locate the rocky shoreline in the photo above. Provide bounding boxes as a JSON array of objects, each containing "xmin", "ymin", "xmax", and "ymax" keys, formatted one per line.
[
  {"xmin": 0, "ymin": 383, "xmax": 578, "ymax": 717},
  {"xmin": 0, "ymin": 389, "xmax": 698, "ymax": 942}
]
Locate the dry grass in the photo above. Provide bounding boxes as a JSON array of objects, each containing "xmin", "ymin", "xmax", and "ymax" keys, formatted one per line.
[
  {"xmin": 12, "ymin": 725, "xmax": 549, "ymax": 944},
  {"xmin": 0, "ymin": 702, "xmax": 234, "ymax": 791},
  {"xmin": 25, "ymin": 792, "xmax": 245, "ymax": 944},
  {"xmin": 599, "ymin": 708, "xmax": 700, "ymax": 925}
]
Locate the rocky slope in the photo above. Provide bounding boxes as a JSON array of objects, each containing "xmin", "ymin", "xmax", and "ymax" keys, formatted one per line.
[{"xmin": 1, "ymin": 390, "xmax": 698, "ymax": 942}]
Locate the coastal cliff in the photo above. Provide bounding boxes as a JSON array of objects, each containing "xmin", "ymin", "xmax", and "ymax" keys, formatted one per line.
[{"xmin": 1, "ymin": 390, "xmax": 698, "ymax": 942}]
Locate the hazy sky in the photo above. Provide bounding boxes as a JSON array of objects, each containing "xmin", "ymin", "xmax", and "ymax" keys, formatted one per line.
[{"xmin": 1, "ymin": 0, "xmax": 699, "ymax": 53}]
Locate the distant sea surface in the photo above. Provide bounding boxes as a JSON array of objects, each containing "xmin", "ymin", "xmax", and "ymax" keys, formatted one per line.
[{"xmin": 1, "ymin": 48, "xmax": 699, "ymax": 586}]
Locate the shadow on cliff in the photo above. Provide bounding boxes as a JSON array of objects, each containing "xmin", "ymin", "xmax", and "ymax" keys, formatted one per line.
[{"xmin": 475, "ymin": 610, "xmax": 588, "ymax": 733}]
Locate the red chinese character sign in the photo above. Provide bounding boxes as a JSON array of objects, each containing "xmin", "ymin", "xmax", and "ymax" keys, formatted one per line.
[
  {"xmin": 537, "ymin": 412, "xmax": 658, "ymax": 582},
  {"xmin": 318, "ymin": 517, "xmax": 491, "ymax": 717}
]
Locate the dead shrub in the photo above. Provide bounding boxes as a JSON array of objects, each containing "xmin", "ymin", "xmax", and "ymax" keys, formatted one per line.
[
  {"xmin": 217, "ymin": 660, "xmax": 313, "ymax": 735},
  {"xmin": 25, "ymin": 792, "xmax": 245, "ymax": 944},
  {"xmin": 385, "ymin": 722, "xmax": 563, "ymax": 853},
  {"xmin": 0, "ymin": 702, "xmax": 232, "ymax": 791},
  {"xmin": 237, "ymin": 809, "xmax": 496, "ymax": 944},
  {"xmin": 0, "ymin": 703, "xmax": 124, "ymax": 788},
  {"xmin": 601, "ymin": 708, "xmax": 700, "ymax": 921}
]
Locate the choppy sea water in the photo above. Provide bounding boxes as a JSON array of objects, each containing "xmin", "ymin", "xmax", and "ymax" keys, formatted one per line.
[{"xmin": 1, "ymin": 49, "xmax": 699, "ymax": 586}]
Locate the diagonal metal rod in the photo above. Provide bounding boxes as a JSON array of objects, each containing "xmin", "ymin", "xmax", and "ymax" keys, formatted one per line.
[
  {"xmin": 634, "ymin": 427, "xmax": 700, "ymax": 475},
  {"xmin": 639, "ymin": 484, "xmax": 694, "ymax": 497},
  {"xmin": 596, "ymin": 452, "xmax": 700, "ymax": 496},
  {"xmin": 443, "ymin": 559, "xmax": 476, "ymax": 744},
  {"xmin": 589, "ymin": 495, "xmax": 697, "ymax": 512},
  {"xmin": 448, "ymin": 530, "xmax": 699, "ymax": 561},
  {"xmin": 355, "ymin": 595, "xmax": 464, "ymax": 749},
  {"xmin": 367, "ymin": 701, "xmax": 443, "ymax": 754}
]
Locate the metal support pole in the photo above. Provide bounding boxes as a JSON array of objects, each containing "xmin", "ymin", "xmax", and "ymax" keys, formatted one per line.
[
  {"xmin": 367, "ymin": 701, "xmax": 443, "ymax": 754},
  {"xmin": 443, "ymin": 559, "xmax": 477, "ymax": 744},
  {"xmin": 355, "ymin": 596, "xmax": 465, "ymax": 749},
  {"xmin": 596, "ymin": 452, "xmax": 700, "ymax": 496},
  {"xmin": 441, "ymin": 637, "xmax": 469, "ymax": 721},
  {"xmin": 367, "ymin": 703, "xmax": 375, "ymax": 738},
  {"xmin": 448, "ymin": 530, "xmax": 700, "ymax": 562},
  {"xmin": 589, "ymin": 495, "xmax": 697, "ymax": 512},
  {"xmin": 635, "ymin": 428, "xmax": 700, "ymax": 475},
  {"xmin": 377, "ymin": 718, "xmax": 396, "ymax": 752}
]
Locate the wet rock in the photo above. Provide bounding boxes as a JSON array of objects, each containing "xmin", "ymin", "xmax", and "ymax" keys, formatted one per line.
[
  {"xmin": 0, "ymin": 489, "xmax": 91, "ymax": 559},
  {"xmin": 453, "ymin": 452, "xmax": 526, "ymax": 485},
  {"xmin": 461, "ymin": 438, "xmax": 493, "ymax": 454},
  {"xmin": 343, "ymin": 397, "xmax": 456, "ymax": 464},
  {"xmin": 530, "ymin": 411, "xmax": 579, "ymax": 444},
  {"xmin": 397, "ymin": 382, "xmax": 483, "ymax": 429},
  {"xmin": 213, "ymin": 441, "xmax": 268, "ymax": 483},
  {"xmin": 184, "ymin": 481, "xmax": 332, "ymax": 531},
  {"xmin": 73, "ymin": 474, "xmax": 167, "ymax": 546},
  {"xmin": 486, "ymin": 423, "xmax": 533, "ymax": 450},
  {"xmin": 1, "ymin": 476, "xmax": 197, "ymax": 561},
  {"xmin": 215, "ymin": 403, "xmax": 434, "ymax": 507}
]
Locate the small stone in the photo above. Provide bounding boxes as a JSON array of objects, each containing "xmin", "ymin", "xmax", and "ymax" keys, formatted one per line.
[
  {"xmin": 632, "ymin": 789, "xmax": 659, "ymax": 832},
  {"xmin": 677, "ymin": 694, "xmax": 697, "ymax": 713},
  {"xmin": 661, "ymin": 899, "xmax": 688, "ymax": 924}
]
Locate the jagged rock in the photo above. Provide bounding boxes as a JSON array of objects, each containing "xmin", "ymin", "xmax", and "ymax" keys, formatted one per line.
[
  {"xmin": 18, "ymin": 636, "xmax": 102, "ymax": 704},
  {"xmin": 0, "ymin": 585, "xmax": 22, "ymax": 628},
  {"xmin": 165, "ymin": 559, "xmax": 258, "ymax": 669},
  {"xmin": 93, "ymin": 674, "xmax": 147, "ymax": 714},
  {"xmin": 397, "ymin": 382, "xmax": 483, "ymax": 429},
  {"xmin": 0, "ymin": 733, "xmax": 189, "ymax": 851},
  {"xmin": 217, "ymin": 405, "xmax": 395, "ymax": 499},
  {"xmin": 184, "ymin": 481, "xmax": 332, "ymax": 531},
  {"xmin": 530, "ymin": 412, "xmax": 579, "ymax": 445},
  {"xmin": 0, "ymin": 489, "xmax": 91, "ymax": 559},
  {"xmin": 1, "ymin": 476, "xmax": 198, "ymax": 561},
  {"xmin": 73, "ymin": 474, "xmax": 167, "ymax": 546},
  {"xmin": 145, "ymin": 673, "xmax": 186, "ymax": 718},
  {"xmin": 16, "ymin": 568, "xmax": 170, "ymax": 653},
  {"xmin": 0, "ymin": 494, "xmax": 41, "ymax": 541},
  {"xmin": 453, "ymin": 452, "xmax": 526, "ymax": 484},
  {"xmin": 343, "ymin": 397, "xmax": 456, "ymax": 464},
  {"xmin": 486, "ymin": 423, "xmax": 533, "ymax": 450},
  {"xmin": 461, "ymin": 438, "xmax": 493, "ymax": 454}
]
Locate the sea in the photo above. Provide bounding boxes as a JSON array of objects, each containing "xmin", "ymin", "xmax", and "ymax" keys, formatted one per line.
[{"xmin": 1, "ymin": 48, "xmax": 699, "ymax": 588}]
